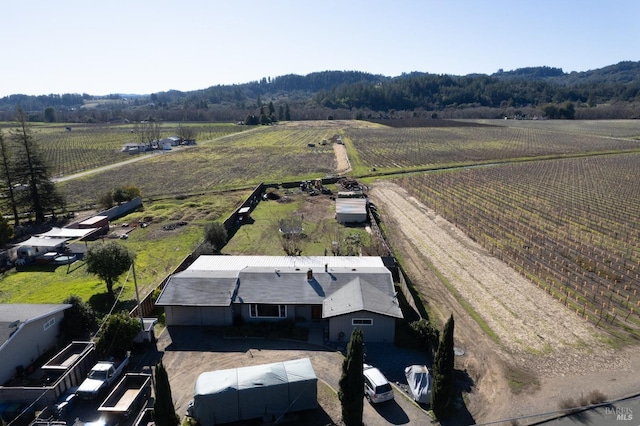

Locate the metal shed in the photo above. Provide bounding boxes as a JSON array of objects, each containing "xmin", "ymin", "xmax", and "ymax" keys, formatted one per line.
[{"xmin": 335, "ymin": 198, "xmax": 368, "ymax": 223}]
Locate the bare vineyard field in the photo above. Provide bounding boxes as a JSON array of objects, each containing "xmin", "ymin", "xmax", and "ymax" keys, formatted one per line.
[
  {"xmin": 472, "ymin": 118, "xmax": 640, "ymax": 139},
  {"xmin": 2, "ymin": 122, "xmax": 246, "ymax": 178},
  {"xmin": 59, "ymin": 126, "xmax": 338, "ymax": 207},
  {"xmin": 395, "ymin": 153, "xmax": 640, "ymax": 336},
  {"xmin": 346, "ymin": 121, "xmax": 640, "ymax": 171}
]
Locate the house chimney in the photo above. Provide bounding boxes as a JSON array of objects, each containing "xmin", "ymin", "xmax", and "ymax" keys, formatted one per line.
[{"xmin": 307, "ymin": 269, "xmax": 313, "ymax": 280}]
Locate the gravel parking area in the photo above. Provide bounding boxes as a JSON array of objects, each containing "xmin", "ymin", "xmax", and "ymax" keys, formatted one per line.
[{"xmin": 155, "ymin": 325, "xmax": 433, "ymax": 425}]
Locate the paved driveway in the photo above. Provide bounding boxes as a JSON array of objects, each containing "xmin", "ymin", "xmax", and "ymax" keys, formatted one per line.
[{"xmin": 153, "ymin": 326, "xmax": 433, "ymax": 425}]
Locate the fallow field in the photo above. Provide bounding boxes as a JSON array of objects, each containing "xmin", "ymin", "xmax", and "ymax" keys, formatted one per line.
[{"xmin": 58, "ymin": 124, "xmax": 342, "ymax": 208}]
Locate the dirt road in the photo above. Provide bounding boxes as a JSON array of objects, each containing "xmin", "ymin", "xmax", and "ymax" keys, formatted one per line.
[{"xmin": 368, "ymin": 181, "xmax": 640, "ymax": 423}]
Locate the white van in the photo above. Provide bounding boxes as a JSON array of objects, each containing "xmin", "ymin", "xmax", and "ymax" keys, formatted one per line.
[{"xmin": 363, "ymin": 364, "xmax": 394, "ymax": 403}]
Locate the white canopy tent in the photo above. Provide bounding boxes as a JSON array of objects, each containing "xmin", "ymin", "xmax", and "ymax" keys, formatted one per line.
[
  {"xmin": 15, "ymin": 236, "xmax": 70, "ymax": 249},
  {"xmin": 36, "ymin": 227, "xmax": 99, "ymax": 239}
]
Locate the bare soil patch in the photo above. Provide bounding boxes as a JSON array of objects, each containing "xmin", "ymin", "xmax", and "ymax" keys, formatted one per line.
[
  {"xmin": 333, "ymin": 143, "xmax": 350, "ymax": 174},
  {"xmin": 369, "ymin": 181, "xmax": 640, "ymax": 423}
]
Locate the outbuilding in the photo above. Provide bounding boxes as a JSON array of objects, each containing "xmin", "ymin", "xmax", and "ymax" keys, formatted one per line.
[{"xmin": 335, "ymin": 198, "xmax": 368, "ymax": 223}]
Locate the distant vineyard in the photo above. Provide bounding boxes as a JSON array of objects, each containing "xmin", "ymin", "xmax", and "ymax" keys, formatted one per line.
[
  {"xmin": 59, "ymin": 126, "xmax": 338, "ymax": 206},
  {"xmin": 484, "ymin": 119, "xmax": 640, "ymax": 139},
  {"xmin": 346, "ymin": 124, "xmax": 640, "ymax": 170},
  {"xmin": 396, "ymin": 153, "xmax": 640, "ymax": 334},
  {"xmin": 28, "ymin": 123, "xmax": 246, "ymax": 177}
]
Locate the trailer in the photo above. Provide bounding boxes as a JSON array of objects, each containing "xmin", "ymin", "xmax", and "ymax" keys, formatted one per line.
[{"xmin": 98, "ymin": 373, "xmax": 151, "ymax": 420}]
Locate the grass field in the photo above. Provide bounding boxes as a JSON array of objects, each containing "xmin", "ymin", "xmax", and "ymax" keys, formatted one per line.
[{"xmin": 0, "ymin": 191, "xmax": 250, "ymax": 308}]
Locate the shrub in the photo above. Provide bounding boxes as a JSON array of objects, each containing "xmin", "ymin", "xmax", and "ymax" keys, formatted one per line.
[{"xmin": 587, "ymin": 390, "xmax": 607, "ymax": 404}]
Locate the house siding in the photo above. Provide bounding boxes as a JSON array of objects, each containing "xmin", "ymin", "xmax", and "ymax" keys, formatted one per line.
[
  {"xmin": 165, "ymin": 306, "xmax": 232, "ymax": 326},
  {"xmin": 328, "ymin": 311, "xmax": 395, "ymax": 343},
  {"xmin": 0, "ymin": 311, "xmax": 65, "ymax": 385}
]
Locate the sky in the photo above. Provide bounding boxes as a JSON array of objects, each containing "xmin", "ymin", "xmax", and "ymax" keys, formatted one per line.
[{"xmin": 2, "ymin": 0, "xmax": 639, "ymax": 97}]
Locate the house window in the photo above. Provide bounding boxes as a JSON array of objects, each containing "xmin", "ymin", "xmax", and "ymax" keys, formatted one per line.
[
  {"xmin": 352, "ymin": 318, "xmax": 373, "ymax": 326},
  {"xmin": 43, "ymin": 318, "xmax": 55, "ymax": 331},
  {"xmin": 250, "ymin": 304, "xmax": 287, "ymax": 318}
]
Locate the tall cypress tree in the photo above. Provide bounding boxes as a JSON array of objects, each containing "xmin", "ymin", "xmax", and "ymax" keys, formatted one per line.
[
  {"xmin": 154, "ymin": 360, "xmax": 180, "ymax": 426},
  {"xmin": 338, "ymin": 328, "xmax": 364, "ymax": 426},
  {"xmin": 431, "ymin": 314, "xmax": 455, "ymax": 417}
]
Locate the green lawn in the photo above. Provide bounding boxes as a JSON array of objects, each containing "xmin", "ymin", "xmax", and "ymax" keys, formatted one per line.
[{"xmin": 0, "ymin": 191, "xmax": 249, "ymax": 310}]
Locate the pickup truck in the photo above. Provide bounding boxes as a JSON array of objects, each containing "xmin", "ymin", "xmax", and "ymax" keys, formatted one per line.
[
  {"xmin": 76, "ymin": 354, "xmax": 130, "ymax": 400},
  {"xmin": 98, "ymin": 373, "xmax": 151, "ymax": 420}
]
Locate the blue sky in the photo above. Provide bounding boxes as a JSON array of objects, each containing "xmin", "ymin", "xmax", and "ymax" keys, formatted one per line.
[{"xmin": 2, "ymin": 0, "xmax": 638, "ymax": 97}]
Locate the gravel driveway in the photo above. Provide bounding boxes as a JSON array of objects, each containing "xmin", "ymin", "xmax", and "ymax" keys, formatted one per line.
[{"xmin": 154, "ymin": 325, "xmax": 433, "ymax": 425}]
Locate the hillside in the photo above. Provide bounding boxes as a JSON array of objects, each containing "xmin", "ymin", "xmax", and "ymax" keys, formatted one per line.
[{"xmin": 1, "ymin": 61, "xmax": 639, "ymax": 121}]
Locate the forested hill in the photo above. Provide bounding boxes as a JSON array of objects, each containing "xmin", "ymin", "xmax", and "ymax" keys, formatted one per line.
[{"xmin": 1, "ymin": 61, "xmax": 639, "ymax": 121}]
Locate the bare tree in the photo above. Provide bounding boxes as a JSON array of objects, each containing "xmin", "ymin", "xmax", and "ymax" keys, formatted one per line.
[
  {"xmin": 133, "ymin": 120, "xmax": 161, "ymax": 150},
  {"xmin": 277, "ymin": 216, "xmax": 305, "ymax": 256}
]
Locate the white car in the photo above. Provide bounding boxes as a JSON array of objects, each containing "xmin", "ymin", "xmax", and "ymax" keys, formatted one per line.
[
  {"xmin": 404, "ymin": 365, "xmax": 432, "ymax": 404},
  {"xmin": 363, "ymin": 364, "xmax": 394, "ymax": 403}
]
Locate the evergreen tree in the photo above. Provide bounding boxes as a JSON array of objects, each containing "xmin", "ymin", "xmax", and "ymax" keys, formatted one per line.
[
  {"xmin": 62, "ymin": 295, "xmax": 98, "ymax": 339},
  {"xmin": 0, "ymin": 214, "xmax": 13, "ymax": 246},
  {"xmin": 154, "ymin": 360, "xmax": 180, "ymax": 426},
  {"xmin": 10, "ymin": 107, "xmax": 64, "ymax": 223},
  {"xmin": 0, "ymin": 129, "xmax": 20, "ymax": 225},
  {"xmin": 431, "ymin": 314, "xmax": 455, "ymax": 417},
  {"xmin": 203, "ymin": 222, "xmax": 227, "ymax": 252},
  {"xmin": 285, "ymin": 104, "xmax": 291, "ymax": 121},
  {"xmin": 338, "ymin": 328, "xmax": 364, "ymax": 426}
]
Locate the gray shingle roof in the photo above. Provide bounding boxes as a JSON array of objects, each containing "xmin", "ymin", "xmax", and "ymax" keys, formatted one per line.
[
  {"xmin": 156, "ymin": 270, "xmax": 238, "ymax": 306},
  {"xmin": 323, "ymin": 277, "xmax": 402, "ymax": 318},
  {"xmin": 156, "ymin": 256, "xmax": 401, "ymax": 318}
]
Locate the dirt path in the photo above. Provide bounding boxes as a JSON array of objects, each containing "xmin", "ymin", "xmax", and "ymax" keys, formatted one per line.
[
  {"xmin": 333, "ymin": 142, "xmax": 351, "ymax": 174},
  {"xmin": 368, "ymin": 181, "xmax": 640, "ymax": 423}
]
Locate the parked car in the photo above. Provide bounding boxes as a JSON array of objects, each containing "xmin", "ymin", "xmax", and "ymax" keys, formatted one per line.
[
  {"xmin": 363, "ymin": 364, "xmax": 394, "ymax": 403},
  {"xmin": 404, "ymin": 365, "xmax": 432, "ymax": 404}
]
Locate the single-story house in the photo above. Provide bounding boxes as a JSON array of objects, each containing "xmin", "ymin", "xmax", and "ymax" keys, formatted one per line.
[
  {"xmin": 156, "ymin": 256, "xmax": 402, "ymax": 343},
  {"xmin": 160, "ymin": 136, "xmax": 181, "ymax": 147},
  {"xmin": 0, "ymin": 304, "xmax": 71, "ymax": 385},
  {"xmin": 121, "ymin": 142, "xmax": 149, "ymax": 153},
  {"xmin": 335, "ymin": 198, "xmax": 368, "ymax": 223}
]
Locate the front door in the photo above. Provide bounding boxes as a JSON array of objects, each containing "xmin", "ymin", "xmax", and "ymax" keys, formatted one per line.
[{"xmin": 311, "ymin": 305, "xmax": 323, "ymax": 321}]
